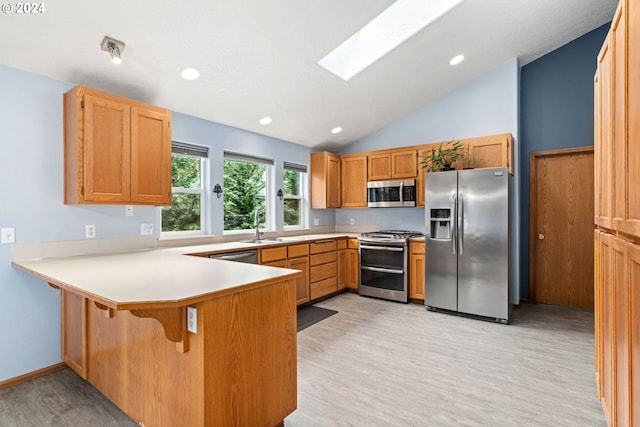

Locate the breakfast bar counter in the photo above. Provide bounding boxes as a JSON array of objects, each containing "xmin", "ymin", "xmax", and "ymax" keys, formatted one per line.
[{"xmin": 13, "ymin": 249, "xmax": 301, "ymax": 427}]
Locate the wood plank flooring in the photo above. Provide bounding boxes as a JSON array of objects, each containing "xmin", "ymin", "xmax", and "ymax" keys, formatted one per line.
[{"xmin": 0, "ymin": 293, "xmax": 604, "ymax": 427}]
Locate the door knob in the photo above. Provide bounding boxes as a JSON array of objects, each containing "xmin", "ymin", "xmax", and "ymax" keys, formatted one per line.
[{"xmin": 538, "ymin": 234, "xmax": 545, "ymax": 240}]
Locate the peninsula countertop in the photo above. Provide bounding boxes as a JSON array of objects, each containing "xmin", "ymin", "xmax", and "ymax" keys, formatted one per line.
[{"xmin": 11, "ymin": 232, "xmax": 358, "ymax": 311}]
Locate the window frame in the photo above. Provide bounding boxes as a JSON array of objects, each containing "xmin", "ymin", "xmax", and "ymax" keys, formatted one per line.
[
  {"xmin": 161, "ymin": 142, "xmax": 209, "ymax": 237},
  {"xmin": 222, "ymin": 152, "xmax": 274, "ymax": 234},
  {"xmin": 283, "ymin": 162, "xmax": 307, "ymax": 230}
]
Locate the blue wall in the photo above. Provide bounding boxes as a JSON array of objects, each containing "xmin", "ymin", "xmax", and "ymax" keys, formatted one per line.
[
  {"xmin": 0, "ymin": 65, "xmax": 313, "ymax": 382},
  {"xmin": 519, "ymin": 23, "xmax": 609, "ymax": 299}
]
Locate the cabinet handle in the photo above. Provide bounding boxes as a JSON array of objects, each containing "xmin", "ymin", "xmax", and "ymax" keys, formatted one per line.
[{"xmin": 313, "ymin": 239, "xmax": 335, "ymax": 244}]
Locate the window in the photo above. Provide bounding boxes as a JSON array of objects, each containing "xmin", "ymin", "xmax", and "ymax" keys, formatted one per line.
[
  {"xmin": 223, "ymin": 153, "xmax": 273, "ymax": 231},
  {"xmin": 283, "ymin": 162, "xmax": 307, "ymax": 228},
  {"xmin": 162, "ymin": 142, "xmax": 208, "ymax": 234}
]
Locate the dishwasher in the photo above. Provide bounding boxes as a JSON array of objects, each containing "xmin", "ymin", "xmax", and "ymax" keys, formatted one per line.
[{"xmin": 208, "ymin": 249, "xmax": 258, "ymax": 264}]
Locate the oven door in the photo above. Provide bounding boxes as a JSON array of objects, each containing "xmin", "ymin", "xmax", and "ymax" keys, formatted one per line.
[{"xmin": 358, "ymin": 243, "xmax": 408, "ymax": 302}]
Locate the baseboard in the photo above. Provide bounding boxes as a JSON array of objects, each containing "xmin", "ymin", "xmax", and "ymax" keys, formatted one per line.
[{"xmin": 0, "ymin": 362, "xmax": 67, "ymax": 391}]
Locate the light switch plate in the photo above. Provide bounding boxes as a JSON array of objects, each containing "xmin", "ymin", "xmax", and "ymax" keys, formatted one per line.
[
  {"xmin": 1, "ymin": 227, "xmax": 15, "ymax": 244},
  {"xmin": 125, "ymin": 205, "xmax": 134, "ymax": 217},
  {"xmin": 314, "ymin": 218, "xmax": 319, "ymax": 226},
  {"xmin": 187, "ymin": 307, "xmax": 197, "ymax": 333},
  {"xmin": 85, "ymin": 225, "xmax": 96, "ymax": 239}
]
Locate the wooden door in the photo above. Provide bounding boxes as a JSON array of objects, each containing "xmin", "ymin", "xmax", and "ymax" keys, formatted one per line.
[
  {"xmin": 130, "ymin": 105, "xmax": 172, "ymax": 205},
  {"xmin": 341, "ymin": 154, "xmax": 367, "ymax": 208},
  {"xmin": 83, "ymin": 93, "xmax": 131, "ymax": 202},
  {"xmin": 530, "ymin": 147, "xmax": 594, "ymax": 308}
]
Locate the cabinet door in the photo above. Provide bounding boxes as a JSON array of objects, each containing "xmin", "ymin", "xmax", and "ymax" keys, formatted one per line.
[
  {"xmin": 337, "ymin": 249, "xmax": 347, "ymax": 290},
  {"xmin": 624, "ymin": 0, "xmax": 640, "ymax": 238},
  {"xmin": 467, "ymin": 134, "xmax": 512, "ymax": 174},
  {"xmin": 287, "ymin": 256, "xmax": 310, "ymax": 305},
  {"xmin": 599, "ymin": 232, "xmax": 615, "ymax": 425},
  {"xmin": 368, "ymin": 153, "xmax": 391, "ymax": 180},
  {"xmin": 613, "ymin": 235, "xmax": 629, "ymax": 427},
  {"xmin": 341, "ymin": 154, "xmax": 368, "ymax": 208},
  {"xmin": 629, "ymin": 242, "xmax": 640, "ymax": 426},
  {"xmin": 61, "ymin": 290, "xmax": 88, "ymax": 379},
  {"xmin": 346, "ymin": 248, "xmax": 359, "ymax": 290},
  {"xmin": 409, "ymin": 242, "xmax": 425, "ymax": 300},
  {"xmin": 83, "ymin": 93, "xmax": 131, "ymax": 202},
  {"xmin": 310, "ymin": 152, "xmax": 341, "ymax": 208},
  {"xmin": 391, "ymin": 149, "xmax": 417, "ymax": 178},
  {"xmin": 131, "ymin": 105, "xmax": 172, "ymax": 205},
  {"xmin": 597, "ymin": 36, "xmax": 614, "ymax": 229},
  {"xmin": 612, "ymin": 2, "xmax": 627, "ymax": 230}
]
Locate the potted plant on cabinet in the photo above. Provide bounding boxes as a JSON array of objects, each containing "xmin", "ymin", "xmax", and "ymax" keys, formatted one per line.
[{"xmin": 420, "ymin": 140, "xmax": 464, "ymax": 172}]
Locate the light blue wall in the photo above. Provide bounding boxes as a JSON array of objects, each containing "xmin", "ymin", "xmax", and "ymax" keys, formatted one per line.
[
  {"xmin": 0, "ymin": 65, "xmax": 313, "ymax": 382},
  {"xmin": 338, "ymin": 59, "xmax": 520, "ymax": 233}
]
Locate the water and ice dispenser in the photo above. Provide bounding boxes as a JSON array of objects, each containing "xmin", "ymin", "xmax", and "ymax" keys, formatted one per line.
[{"xmin": 430, "ymin": 208, "xmax": 452, "ymax": 240}]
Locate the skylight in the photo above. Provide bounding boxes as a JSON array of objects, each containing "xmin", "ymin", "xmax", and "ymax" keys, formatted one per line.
[{"xmin": 318, "ymin": 0, "xmax": 464, "ymax": 81}]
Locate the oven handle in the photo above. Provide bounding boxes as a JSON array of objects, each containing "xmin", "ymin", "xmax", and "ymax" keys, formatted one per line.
[
  {"xmin": 359, "ymin": 244, "xmax": 405, "ymax": 252},
  {"xmin": 361, "ymin": 265, "xmax": 404, "ymax": 274}
]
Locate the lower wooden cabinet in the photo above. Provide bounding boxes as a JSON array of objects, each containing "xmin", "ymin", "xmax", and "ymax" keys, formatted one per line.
[
  {"xmin": 261, "ymin": 245, "xmax": 309, "ymax": 305},
  {"xmin": 409, "ymin": 240, "xmax": 425, "ymax": 300},
  {"xmin": 288, "ymin": 256, "xmax": 310, "ymax": 305},
  {"xmin": 596, "ymin": 231, "xmax": 640, "ymax": 426},
  {"xmin": 310, "ymin": 239, "xmax": 338, "ymax": 299},
  {"xmin": 61, "ymin": 289, "xmax": 88, "ymax": 379}
]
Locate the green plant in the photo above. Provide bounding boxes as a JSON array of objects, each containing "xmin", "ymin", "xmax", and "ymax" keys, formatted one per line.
[{"xmin": 420, "ymin": 140, "xmax": 464, "ymax": 172}]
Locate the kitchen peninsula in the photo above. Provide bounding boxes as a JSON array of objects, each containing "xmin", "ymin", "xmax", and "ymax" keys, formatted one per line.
[{"xmin": 12, "ymin": 246, "xmax": 301, "ymax": 427}]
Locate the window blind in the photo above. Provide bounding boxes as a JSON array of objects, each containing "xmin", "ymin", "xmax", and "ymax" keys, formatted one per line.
[
  {"xmin": 172, "ymin": 141, "xmax": 209, "ymax": 158},
  {"xmin": 224, "ymin": 151, "xmax": 274, "ymax": 165},
  {"xmin": 283, "ymin": 161, "xmax": 308, "ymax": 173}
]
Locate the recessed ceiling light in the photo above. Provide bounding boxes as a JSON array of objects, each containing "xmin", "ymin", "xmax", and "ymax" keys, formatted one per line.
[
  {"xmin": 259, "ymin": 117, "xmax": 273, "ymax": 125},
  {"xmin": 181, "ymin": 67, "xmax": 200, "ymax": 80},
  {"xmin": 318, "ymin": 0, "xmax": 464, "ymax": 81},
  {"xmin": 331, "ymin": 127, "xmax": 343, "ymax": 134},
  {"xmin": 449, "ymin": 54, "xmax": 464, "ymax": 66}
]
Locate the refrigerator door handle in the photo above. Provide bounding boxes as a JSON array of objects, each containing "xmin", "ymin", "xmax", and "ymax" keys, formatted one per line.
[
  {"xmin": 458, "ymin": 193, "xmax": 464, "ymax": 255},
  {"xmin": 451, "ymin": 192, "xmax": 457, "ymax": 255}
]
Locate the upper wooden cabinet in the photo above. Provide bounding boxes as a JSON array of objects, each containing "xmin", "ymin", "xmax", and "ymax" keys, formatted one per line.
[
  {"xmin": 310, "ymin": 151, "xmax": 341, "ymax": 209},
  {"xmin": 341, "ymin": 154, "xmax": 368, "ymax": 208},
  {"xmin": 64, "ymin": 86, "xmax": 171, "ymax": 205},
  {"xmin": 367, "ymin": 149, "xmax": 417, "ymax": 180},
  {"xmin": 465, "ymin": 133, "xmax": 513, "ymax": 174}
]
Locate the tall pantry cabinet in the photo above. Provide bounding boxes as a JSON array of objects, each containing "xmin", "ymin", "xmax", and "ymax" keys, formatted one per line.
[{"xmin": 594, "ymin": 0, "xmax": 640, "ymax": 425}]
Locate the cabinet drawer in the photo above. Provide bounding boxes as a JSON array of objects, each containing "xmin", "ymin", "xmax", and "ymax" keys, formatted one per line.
[
  {"xmin": 260, "ymin": 247, "xmax": 287, "ymax": 264},
  {"xmin": 337, "ymin": 238, "xmax": 347, "ymax": 250},
  {"xmin": 310, "ymin": 251, "xmax": 337, "ymax": 266},
  {"xmin": 288, "ymin": 244, "xmax": 309, "ymax": 258},
  {"xmin": 310, "ymin": 276, "xmax": 338, "ymax": 300},
  {"xmin": 310, "ymin": 240, "xmax": 337, "ymax": 254},
  {"xmin": 263, "ymin": 259, "xmax": 287, "ymax": 268},
  {"xmin": 310, "ymin": 261, "xmax": 337, "ymax": 282},
  {"xmin": 410, "ymin": 241, "xmax": 425, "ymax": 255},
  {"xmin": 348, "ymin": 238, "xmax": 359, "ymax": 249}
]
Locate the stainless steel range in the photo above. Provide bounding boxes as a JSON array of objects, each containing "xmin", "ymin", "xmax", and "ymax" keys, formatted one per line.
[{"xmin": 358, "ymin": 230, "xmax": 423, "ymax": 303}]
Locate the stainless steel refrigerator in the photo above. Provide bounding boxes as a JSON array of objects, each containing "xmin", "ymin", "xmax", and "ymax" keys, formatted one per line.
[{"xmin": 425, "ymin": 167, "xmax": 511, "ymax": 323}]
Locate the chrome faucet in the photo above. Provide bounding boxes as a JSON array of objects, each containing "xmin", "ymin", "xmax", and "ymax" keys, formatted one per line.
[{"xmin": 253, "ymin": 209, "xmax": 263, "ymax": 240}]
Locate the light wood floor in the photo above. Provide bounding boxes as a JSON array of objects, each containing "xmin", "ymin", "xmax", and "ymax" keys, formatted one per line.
[{"xmin": 0, "ymin": 293, "xmax": 605, "ymax": 427}]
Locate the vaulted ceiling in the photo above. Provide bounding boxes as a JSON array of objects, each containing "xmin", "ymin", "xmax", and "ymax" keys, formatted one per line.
[{"xmin": 0, "ymin": 0, "xmax": 617, "ymax": 150}]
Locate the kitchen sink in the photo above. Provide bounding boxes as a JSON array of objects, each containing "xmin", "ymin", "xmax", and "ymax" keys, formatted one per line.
[{"xmin": 241, "ymin": 238, "xmax": 286, "ymax": 244}]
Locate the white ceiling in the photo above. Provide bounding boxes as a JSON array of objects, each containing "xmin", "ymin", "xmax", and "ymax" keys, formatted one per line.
[{"xmin": 0, "ymin": 0, "xmax": 616, "ymax": 151}]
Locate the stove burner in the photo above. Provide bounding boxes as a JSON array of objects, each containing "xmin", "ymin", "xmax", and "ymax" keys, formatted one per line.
[{"xmin": 359, "ymin": 230, "xmax": 423, "ymax": 241}]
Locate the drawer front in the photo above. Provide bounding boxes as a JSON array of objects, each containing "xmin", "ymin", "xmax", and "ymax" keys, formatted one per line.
[
  {"xmin": 310, "ymin": 261, "xmax": 337, "ymax": 282},
  {"xmin": 410, "ymin": 241, "xmax": 425, "ymax": 255},
  {"xmin": 310, "ymin": 251, "xmax": 337, "ymax": 266},
  {"xmin": 263, "ymin": 259, "xmax": 287, "ymax": 268},
  {"xmin": 310, "ymin": 276, "xmax": 338, "ymax": 300},
  {"xmin": 310, "ymin": 240, "xmax": 337, "ymax": 254},
  {"xmin": 260, "ymin": 247, "xmax": 287, "ymax": 264},
  {"xmin": 348, "ymin": 238, "xmax": 359, "ymax": 249},
  {"xmin": 288, "ymin": 244, "xmax": 309, "ymax": 258},
  {"xmin": 337, "ymin": 238, "xmax": 347, "ymax": 250}
]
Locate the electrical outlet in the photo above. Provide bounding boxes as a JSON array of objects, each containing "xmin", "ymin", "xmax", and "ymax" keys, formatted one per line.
[
  {"xmin": 85, "ymin": 225, "xmax": 96, "ymax": 239},
  {"xmin": 187, "ymin": 307, "xmax": 197, "ymax": 333},
  {"xmin": 314, "ymin": 218, "xmax": 319, "ymax": 226},
  {"xmin": 1, "ymin": 227, "xmax": 15, "ymax": 244},
  {"xmin": 350, "ymin": 218, "xmax": 355, "ymax": 225},
  {"xmin": 125, "ymin": 205, "xmax": 134, "ymax": 217},
  {"xmin": 140, "ymin": 223, "xmax": 154, "ymax": 236}
]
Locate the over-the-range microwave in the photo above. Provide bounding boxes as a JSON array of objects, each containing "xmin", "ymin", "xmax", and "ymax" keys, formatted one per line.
[{"xmin": 367, "ymin": 179, "xmax": 417, "ymax": 208}]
